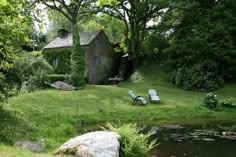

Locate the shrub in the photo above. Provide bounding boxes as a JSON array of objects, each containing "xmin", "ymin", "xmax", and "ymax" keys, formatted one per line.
[
  {"xmin": 45, "ymin": 74, "xmax": 66, "ymax": 83},
  {"xmin": 220, "ymin": 98, "xmax": 235, "ymax": 108},
  {"xmin": 203, "ymin": 93, "xmax": 218, "ymax": 110},
  {"xmin": 11, "ymin": 51, "xmax": 53, "ymax": 90},
  {"xmin": 103, "ymin": 123, "xmax": 157, "ymax": 157},
  {"xmin": 169, "ymin": 60, "xmax": 224, "ymax": 91}
]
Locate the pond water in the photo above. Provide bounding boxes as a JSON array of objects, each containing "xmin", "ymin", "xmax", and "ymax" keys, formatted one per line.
[
  {"xmin": 145, "ymin": 125, "xmax": 236, "ymax": 157},
  {"xmin": 78, "ymin": 123, "xmax": 236, "ymax": 157}
]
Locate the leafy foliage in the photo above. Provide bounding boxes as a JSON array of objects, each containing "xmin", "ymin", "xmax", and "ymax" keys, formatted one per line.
[
  {"xmin": 43, "ymin": 49, "xmax": 71, "ymax": 74},
  {"xmin": 45, "ymin": 74, "xmax": 66, "ymax": 83},
  {"xmin": 169, "ymin": 60, "xmax": 224, "ymax": 91},
  {"xmin": 11, "ymin": 51, "xmax": 52, "ymax": 90},
  {"xmin": 142, "ymin": 32, "xmax": 169, "ymax": 60},
  {"xmin": 47, "ymin": 11, "xmax": 125, "ymax": 43},
  {"xmin": 220, "ymin": 98, "xmax": 235, "ymax": 108},
  {"xmin": 163, "ymin": 0, "xmax": 236, "ymax": 91},
  {"xmin": 47, "ymin": 10, "xmax": 71, "ymax": 41},
  {"xmin": 0, "ymin": 0, "xmax": 32, "ymax": 102},
  {"xmin": 70, "ymin": 28, "xmax": 85, "ymax": 86},
  {"xmin": 80, "ymin": 14, "xmax": 125, "ymax": 42},
  {"xmin": 203, "ymin": 93, "xmax": 218, "ymax": 110},
  {"xmin": 103, "ymin": 123, "xmax": 157, "ymax": 157},
  {"xmin": 98, "ymin": 0, "xmax": 168, "ymax": 61}
]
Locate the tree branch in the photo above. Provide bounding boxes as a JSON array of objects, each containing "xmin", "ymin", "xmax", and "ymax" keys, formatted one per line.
[{"xmin": 41, "ymin": 1, "xmax": 73, "ymax": 21}]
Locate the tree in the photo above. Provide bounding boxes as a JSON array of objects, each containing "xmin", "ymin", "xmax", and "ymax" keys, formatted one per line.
[
  {"xmin": 46, "ymin": 9, "xmax": 71, "ymax": 41},
  {"xmin": 35, "ymin": 0, "xmax": 95, "ymax": 86},
  {"xmin": 98, "ymin": 0, "xmax": 168, "ymax": 65},
  {"xmin": 142, "ymin": 31, "xmax": 169, "ymax": 60},
  {"xmin": 0, "ymin": 0, "xmax": 32, "ymax": 102},
  {"xmin": 80, "ymin": 14, "xmax": 125, "ymax": 42},
  {"xmin": 10, "ymin": 51, "xmax": 52, "ymax": 92},
  {"xmin": 162, "ymin": 0, "xmax": 236, "ymax": 91},
  {"xmin": 47, "ymin": 10, "xmax": 125, "ymax": 44}
]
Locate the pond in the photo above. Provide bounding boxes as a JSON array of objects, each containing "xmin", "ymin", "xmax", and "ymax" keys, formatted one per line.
[
  {"xmin": 144, "ymin": 125, "xmax": 236, "ymax": 157},
  {"xmin": 78, "ymin": 122, "xmax": 236, "ymax": 157}
]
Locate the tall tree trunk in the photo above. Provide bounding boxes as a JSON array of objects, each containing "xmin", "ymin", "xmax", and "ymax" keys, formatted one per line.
[
  {"xmin": 70, "ymin": 20, "xmax": 85, "ymax": 86},
  {"xmin": 128, "ymin": 23, "xmax": 141, "ymax": 69}
]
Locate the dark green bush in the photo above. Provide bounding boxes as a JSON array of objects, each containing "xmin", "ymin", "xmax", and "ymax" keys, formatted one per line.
[
  {"xmin": 45, "ymin": 74, "xmax": 66, "ymax": 83},
  {"xmin": 163, "ymin": 0, "xmax": 236, "ymax": 91},
  {"xmin": 169, "ymin": 60, "xmax": 224, "ymax": 91},
  {"xmin": 203, "ymin": 93, "xmax": 218, "ymax": 110}
]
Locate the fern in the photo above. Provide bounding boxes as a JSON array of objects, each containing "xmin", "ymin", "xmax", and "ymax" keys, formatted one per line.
[{"xmin": 102, "ymin": 122, "xmax": 158, "ymax": 157}]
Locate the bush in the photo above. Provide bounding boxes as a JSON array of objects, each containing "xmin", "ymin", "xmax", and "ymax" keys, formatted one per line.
[
  {"xmin": 169, "ymin": 60, "xmax": 224, "ymax": 91},
  {"xmin": 220, "ymin": 98, "xmax": 235, "ymax": 108},
  {"xmin": 203, "ymin": 93, "xmax": 218, "ymax": 110},
  {"xmin": 103, "ymin": 123, "xmax": 157, "ymax": 157},
  {"xmin": 11, "ymin": 51, "xmax": 53, "ymax": 90},
  {"xmin": 45, "ymin": 74, "xmax": 66, "ymax": 83}
]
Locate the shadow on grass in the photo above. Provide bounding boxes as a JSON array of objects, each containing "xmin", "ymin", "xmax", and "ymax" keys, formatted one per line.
[{"xmin": 0, "ymin": 106, "xmax": 33, "ymax": 144}]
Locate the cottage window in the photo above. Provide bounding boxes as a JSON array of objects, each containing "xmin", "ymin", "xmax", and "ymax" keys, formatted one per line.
[
  {"xmin": 53, "ymin": 57, "xmax": 59, "ymax": 67},
  {"xmin": 95, "ymin": 56, "xmax": 99, "ymax": 67}
]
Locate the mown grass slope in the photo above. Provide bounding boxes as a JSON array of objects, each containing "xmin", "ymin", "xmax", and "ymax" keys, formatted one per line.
[{"xmin": 1, "ymin": 63, "xmax": 236, "ymax": 155}]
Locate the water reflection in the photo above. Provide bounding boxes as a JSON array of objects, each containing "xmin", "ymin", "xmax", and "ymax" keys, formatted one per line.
[{"xmin": 146, "ymin": 125, "xmax": 236, "ymax": 157}]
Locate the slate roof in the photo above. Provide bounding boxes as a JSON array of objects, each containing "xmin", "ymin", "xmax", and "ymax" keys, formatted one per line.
[{"xmin": 43, "ymin": 30, "xmax": 102, "ymax": 50}]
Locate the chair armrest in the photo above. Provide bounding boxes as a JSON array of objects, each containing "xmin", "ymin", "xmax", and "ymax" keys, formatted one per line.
[{"xmin": 135, "ymin": 96, "xmax": 142, "ymax": 99}]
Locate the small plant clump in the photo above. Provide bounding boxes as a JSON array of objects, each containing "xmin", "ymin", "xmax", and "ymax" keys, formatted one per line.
[
  {"xmin": 203, "ymin": 93, "xmax": 218, "ymax": 110},
  {"xmin": 203, "ymin": 93, "xmax": 235, "ymax": 110},
  {"xmin": 103, "ymin": 122, "xmax": 157, "ymax": 157},
  {"xmin": 220, "ymin": 98, "xmax": 235, "ymax": 108}
]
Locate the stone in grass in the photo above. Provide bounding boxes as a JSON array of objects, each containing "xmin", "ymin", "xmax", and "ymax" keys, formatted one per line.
[
  {"xmin": 55, "ymin": 131, "xmax": 120, "ymax": 157},
  {"xmin": 45, "ymin": 81, "xmax": 76, "ymax": 91},
  {"xmin": 14, "ymin": 139, "xmax": 45, "ymax": 152}
]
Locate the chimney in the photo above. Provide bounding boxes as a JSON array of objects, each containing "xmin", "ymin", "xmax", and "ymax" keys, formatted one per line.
[{"xmin": 58, "ymin": 29, "xmax": 69, "ymax": 38}]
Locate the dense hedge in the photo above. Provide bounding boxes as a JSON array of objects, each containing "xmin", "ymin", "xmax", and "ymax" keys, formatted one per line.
[
  {"xmin": 45, "ymin": 74, "xmax": 66, "ymax": 83},
  {"xmin": 168, "ymin": 59, "xmax": 224, "ymax": 91},
  {"xmin": 43, "ymin": 49, "xmax": 71, "ymax": 74}
]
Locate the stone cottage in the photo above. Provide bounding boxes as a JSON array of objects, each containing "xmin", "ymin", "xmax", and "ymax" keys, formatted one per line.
[{"xmin": 43, "ymin": 29, "xmax": 115, "ymax": 84}]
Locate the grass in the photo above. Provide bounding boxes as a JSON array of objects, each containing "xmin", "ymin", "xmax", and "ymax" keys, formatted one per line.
[
  {"xmin": 1, "ymin": 63, "xmax": 236, "ymax": 156},
  {"xmin": 0, "ymin": 144, "xmax": 50, "ymax": 157}
]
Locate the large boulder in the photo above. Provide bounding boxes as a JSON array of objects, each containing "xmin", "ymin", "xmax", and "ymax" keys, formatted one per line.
[{"xmin": 55, "ymin": 131, "xmax": 120, "ymax": 157}]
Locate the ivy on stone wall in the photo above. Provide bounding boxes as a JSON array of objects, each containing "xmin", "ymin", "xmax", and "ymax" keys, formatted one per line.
[{"xmin": 43, "ymin": 49, "xmax": 71, "ymax": 74}]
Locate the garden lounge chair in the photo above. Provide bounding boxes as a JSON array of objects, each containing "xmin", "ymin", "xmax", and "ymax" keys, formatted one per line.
[
  {"xmin": 128, "ymin": 90, "xmax": 147, "ymax": 105},
  {"xmin": 148, "ymin": 89, "xmax": 160, "ymax": 103}
]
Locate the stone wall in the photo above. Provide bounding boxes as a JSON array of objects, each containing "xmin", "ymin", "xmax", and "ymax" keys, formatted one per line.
[{"xmin": 87, "ymin": 32, "xmax": 115, "ymax": 84}]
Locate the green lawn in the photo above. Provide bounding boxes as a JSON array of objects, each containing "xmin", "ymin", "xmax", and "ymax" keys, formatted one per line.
[
  {"xmin": 1, "ymin": 64, "xmax": 236, "ymax": 155},
  {"xmin": 0, "ymin": 144, "xmax": 50, "ymax": 157}
]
